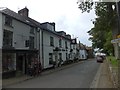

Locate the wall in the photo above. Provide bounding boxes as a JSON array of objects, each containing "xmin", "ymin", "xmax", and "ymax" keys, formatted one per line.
[
  {"xmin": 12, "ymin": 19, "xmax": 30, "ymax": 49},
  {"xmin": 0, "ymin": 13, "xmax": 3, "ymax": 49},
  {"xmin": 0, "ymin": 13, "xmax": 2, "ymax": 76},
  {"xmin": 79, "ymin": 50, "xmax": 87, "ymax": 60},
  {"xmin": 42, "ymin": 30, "xmax": 71, "ymax": 68},
  {"xmin": 2, "ymin": 15, "xmax": 31, "ymax": 49},
  {"xmin": 42, "ymin": 31, "xmax": 58, "ymax": 68}
]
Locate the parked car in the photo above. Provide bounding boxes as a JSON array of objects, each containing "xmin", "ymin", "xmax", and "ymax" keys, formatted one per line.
[{"xmin": 96, "ymin": 55, "xmax": 103, "ymax": 63}]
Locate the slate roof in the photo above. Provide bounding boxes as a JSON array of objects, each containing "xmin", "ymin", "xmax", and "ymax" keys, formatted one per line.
[{"xmin": 0, "ymin": 7, "xmax": 71, "ymax": 41}]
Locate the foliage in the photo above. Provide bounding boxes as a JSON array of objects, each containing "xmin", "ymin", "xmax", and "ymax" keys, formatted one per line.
[
  {"xmin": 77, "ymin": 0, "xmax": 94, "ymax": 13},
  {"xmin": 107, "ymin": 56, "xmax": 119, "ymax": 67},
  {"xmin": 77, "ymin": 1, "xmax": 117, "ymax": 55}
]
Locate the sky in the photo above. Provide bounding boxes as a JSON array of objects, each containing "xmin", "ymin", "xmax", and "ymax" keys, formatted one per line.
[{"xmin": 0, "ymin": 0, "xmax": 96, "ymax": 46}]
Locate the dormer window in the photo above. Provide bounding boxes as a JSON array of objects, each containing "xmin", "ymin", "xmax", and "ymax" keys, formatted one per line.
[{"xmin": 5, "ymin": 16, "xmax": 12, "ymax": 26}]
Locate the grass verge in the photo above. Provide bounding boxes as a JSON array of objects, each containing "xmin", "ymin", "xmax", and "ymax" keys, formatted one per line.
[{"xmin": 107, "ymin": 56, "xmax": 119, "ymax": 67}]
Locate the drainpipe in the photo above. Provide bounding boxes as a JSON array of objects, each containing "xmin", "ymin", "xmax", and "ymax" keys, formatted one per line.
[
  {"xmin": 37, "ymin": 28, "xmax": 40, "ymax": 63},
  {"xmin": 41, "ymin": 31, "xmax": 44, "ymax": 69}
]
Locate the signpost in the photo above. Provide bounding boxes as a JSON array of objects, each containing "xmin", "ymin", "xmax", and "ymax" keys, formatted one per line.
[
  {"xmin": 111, "ymin": 38, "xmax": 120, "ymax": 44},
  {"xmin": 117, "ymin": 34, "xmax": 120, "ymax": 38}
]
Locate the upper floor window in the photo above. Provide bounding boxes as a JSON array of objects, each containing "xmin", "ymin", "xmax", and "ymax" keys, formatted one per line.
[
  {"xmin": 25, "ymin": 40, "xmax": 29, "ymax": 47},
  {"xmin": 65, "ymin": 41, "xmax": 67, "ymax": 49},
  {"xmin": 5, "ymin": 16, "xmax": 12, "ymax": 26},
  {"xmin": 66, "ymin": 53, "xmax": 68, "ymax": 60},
  {"xmin": 30, "ymin": 26, "xmax": 35, "ymax": 34},
  {"xmin": 59, "ymin": 39, "xmax": 62, "ymax": 47},
  {"xmin": 73, "ymin": 45, "xmax": 75, "ymax": 49},
  {"xmin": 50, "ymin": 36, "xmax": 54, "ymax": 46},
  {"xmin": 29, "ymin": 36, "xmax": 34, "ymax": 49},
  {"xmin": 3, "ymin": 30, "xmax": 13, "ymax": 47}
]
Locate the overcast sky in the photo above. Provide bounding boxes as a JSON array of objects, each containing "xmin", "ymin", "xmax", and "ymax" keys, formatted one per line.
[{"xmin": 0, "ymin": 0, "xmax": 96, "ymax": 46}]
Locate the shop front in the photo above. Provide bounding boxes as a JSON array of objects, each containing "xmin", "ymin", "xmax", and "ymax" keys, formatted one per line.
[
  {"xmin": 2, "ymin": 49, "xmax": 38, "ymax": 79},
  {"xmin": 2, "ymin": 52, "xmax": 16, "ymax": 79}
]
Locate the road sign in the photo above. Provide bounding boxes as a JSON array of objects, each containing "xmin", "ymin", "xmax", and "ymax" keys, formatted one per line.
[
  {"xmin": 111, "ymin": 38, "xmax": 120, "ymax": 43},
  {"xmin": 117, "ymin": 35, "xmax": 120, "ymax": 38}
]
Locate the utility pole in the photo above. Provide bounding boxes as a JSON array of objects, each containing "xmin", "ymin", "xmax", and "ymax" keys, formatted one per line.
[{"xmin": 116, "ymin": 1, "xmax": 120, "ymax": 60}]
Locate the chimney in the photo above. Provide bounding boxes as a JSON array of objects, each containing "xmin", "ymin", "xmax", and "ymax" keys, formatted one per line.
[{"xmin": 18, "ymin": 7, "xmax": 29, "ymax": 17}]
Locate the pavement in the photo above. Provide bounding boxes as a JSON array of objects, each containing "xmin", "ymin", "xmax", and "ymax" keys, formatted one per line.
[
  {"xmin": 90, "ymin": 59, "xmax": 115, "ymax": 88},
  {"xmin": 2, "ymin": 58, "xmax": 117, "ymax": 88}
]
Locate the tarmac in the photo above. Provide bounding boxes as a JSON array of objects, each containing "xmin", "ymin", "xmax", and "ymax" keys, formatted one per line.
[
  {"xmin": 2, "ymin": 59, "xmax": 117, "ymax": 88},
  {"xmin": 2, "ymin": 60, "xmax": 84, "ymax": 88}
]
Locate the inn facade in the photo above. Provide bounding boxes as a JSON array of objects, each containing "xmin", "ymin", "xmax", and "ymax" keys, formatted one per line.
[{"xmin": 0, "ymin": 7, "xmax": 79, "ymax": 78}]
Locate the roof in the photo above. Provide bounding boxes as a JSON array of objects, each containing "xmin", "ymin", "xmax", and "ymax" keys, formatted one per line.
[
  {"xmin": 0, "ymin": 8, "xmax": 71, "ymax": 41},
  {"xmin": 0, "ymin": 8, "xmax": 36, "ymax": 27}
]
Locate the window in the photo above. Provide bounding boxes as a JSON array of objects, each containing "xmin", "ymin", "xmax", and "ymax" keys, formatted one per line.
[
  {"xmin": 25, "ymin": 40, "xmax": 29, "ymax": 47},
  {"xmin": 65, "ymin": 41, "xmax": 67, "ymax": 49},
  {"xmin": 49, "ymin": 53, "xmax": 53, "ymax": 65},
  {"xmin": 73, "ymin": 45, "xmax": 75, "ymax": 49},
  {"xmin": 50, "ymin": 36, "xmax": 54, "ymax": 46},
  {"xmin": 29, "ymin": 36, "xmax": 34, "ymax": 49},
  {"xmin": 3, "ymin": 30, "xmax": 13, "ymax": 47},
  {"xmin": 2, "ymin": 53, "xmax": 15, "ymax": 72},
  {"xmin": 59, "ymin": 53, "xmax": 62, "ymax": 60},
  {"xmin": 30, "ymin": 26, "xmax": 35, "ymax": 34},
  {"xmin": 66, "ymin": 53, "xmax": 68, "ymax": 60},
  {"xmin": 59, "ymin": 39, "xmax": 62, "ymax": 47},
  {"xmin": 5, "ymin": 16, "xmax": 12, "ymax": 26}
]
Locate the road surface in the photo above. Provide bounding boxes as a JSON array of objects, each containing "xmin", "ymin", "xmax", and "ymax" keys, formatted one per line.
[{"xmin": 5, "ymin": 59, "xmax": 101, "ymax": 88}]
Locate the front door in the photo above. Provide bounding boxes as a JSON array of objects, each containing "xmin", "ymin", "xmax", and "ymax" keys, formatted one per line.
[{"xmin": 16, "ymin": 54, "xmax": 26, "ymax": 74}]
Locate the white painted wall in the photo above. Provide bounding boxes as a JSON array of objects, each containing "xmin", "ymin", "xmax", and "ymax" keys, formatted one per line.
[
  {"xmin": 42, "ymin": 31, "xmax": 57, "ymax": 68},
  {"xmin": 79, "ymin": 50, "xmax": 87, "ymax": 60},
  {"xmin": 70, "ymin": 44, "xmax": 77, "ymax": 60},
  {"xmin": 0, "ymin": 12, "xmax": 2, "ymax": 75},
  {"xmin": 12, "ymin": 19, "xmax": 30, "ymax": 49},
  {"xmin": 2, "ymin": 15, "xmax": 32, "ymax": 49},
  {"xmin": 0, "ymin": 13, "xmax": 3, "ymax": 49},
  {"xmin": 42, "ymin": 30, "xmax": 71, "ymax": 68}
]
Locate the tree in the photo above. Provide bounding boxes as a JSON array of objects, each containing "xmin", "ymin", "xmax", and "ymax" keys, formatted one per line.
[{"xmin": 77, "ymin": 1, "xmax": 116, "ymax": 55}]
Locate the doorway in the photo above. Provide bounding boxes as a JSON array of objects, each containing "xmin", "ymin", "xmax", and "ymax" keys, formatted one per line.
[{"xmin": 16, "ymin": 54, "xmax": 27, "ymax": 74}]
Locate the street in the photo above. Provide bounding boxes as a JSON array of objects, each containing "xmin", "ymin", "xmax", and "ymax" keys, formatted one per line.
[{"xmin": 4, "ymin": 59, "xmax": 102, "ymax": 88}]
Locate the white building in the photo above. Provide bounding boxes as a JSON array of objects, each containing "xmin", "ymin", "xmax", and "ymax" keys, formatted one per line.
[
  {"xmin": 40, "ymin": 23, "xmax": 72, "ymax": 68},
  {"xmin": 0, "ymin": 7, "xmax": 79, "ymax": 78},
  {"xmin": 79, "ymin": 43, "xmax": 88, "ymax": 60},
  {"xmin": 0, "ymin": 7, "xmax": 40, "ymax": 78},
  {"xmin": 69, "ymin": 38, "xmax": 78, "ymax": 61}
]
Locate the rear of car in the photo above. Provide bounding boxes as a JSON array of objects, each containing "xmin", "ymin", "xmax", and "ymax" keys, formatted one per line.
[{"xmin": 96, "ymin": 56, "xmax": 103, "ymax": 63}]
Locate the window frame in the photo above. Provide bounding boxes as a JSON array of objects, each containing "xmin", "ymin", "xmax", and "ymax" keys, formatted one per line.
[
  {"xmin": 3, "ymin": 30, "xmax": 13, "ymax": 47},
  {"xmin": 5, "ymin": 16, "xmax": 13, "ymax": 27},
  {"xmin": 30, "ymin": 26, "xmax": 35, "ymax": 34},
  {"xmin": 50, "ymin": 36, "xmax": 54, "ymax": 46}
]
